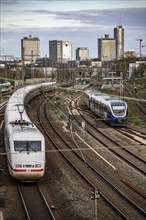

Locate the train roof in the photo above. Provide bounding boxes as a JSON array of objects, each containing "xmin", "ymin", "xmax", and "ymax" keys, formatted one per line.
[
  {"xmin": 92, "ymin": 94, "xmax": 122, "ymax": 104},
  {"xmin": 84, "ymin": 90, "xmax": 102, "ymax": 97},
  {"xmin": 5, "ymin": 82, "xmax": 55, "ymax": 136},
  {"xmin": 8, "ymin": 125, "xmax": 44, "ymax": 140},
  {"xmin": 85, "ymin": 90, "xmax": 126, "ymax": 105},
  {"xmin": 5, "ymin": 101, "xmax": 40, "ymax": 136}
]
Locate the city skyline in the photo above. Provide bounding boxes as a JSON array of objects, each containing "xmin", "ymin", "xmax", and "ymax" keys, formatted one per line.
[{"xmin": 1, "ymin": 0, "xmax": 146, "ymax": 59}]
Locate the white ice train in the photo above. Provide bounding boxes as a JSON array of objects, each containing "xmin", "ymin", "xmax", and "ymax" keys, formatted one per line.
[
  {"xmin": 4, "ymin": 82, "xmax": 55, "ymax": 181},
  {"xmin": 85, "ymin": 90, "xmax": 128, "ymax": 126}
]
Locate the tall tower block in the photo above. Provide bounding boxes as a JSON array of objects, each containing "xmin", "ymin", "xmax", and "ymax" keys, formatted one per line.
[
  {"xmin": 21, "ymin": 35, "xmax": 40, "ymax": 64},
  {"xmin": 114, "ymin": 25, "xmax": 124, "ymax": 59},
  {"xmin": 49, "ymin": 40, "xmax": 72, "ymax": 63}
]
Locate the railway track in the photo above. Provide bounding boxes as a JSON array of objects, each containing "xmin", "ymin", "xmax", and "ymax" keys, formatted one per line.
[
  {"xmin": 17, "ymin": 182, "xmax": 56, "ymax": 220},
  {"xmin": 117, "ymin": 126, "xmax": 146, "ymax": 140},
  {"xmin": 70, "ymin": 97, "xmax": 146, "ymax": 176},
  {"xmin": 124, "ymin": 84, "xmax": 146, "ymax": 116},
  {"xmin": 1, "ymin": 88, "xmax": 146, "ymax": 219},
  {"xmin": 0, "ymin": 100, "xmax": 8, "ymax": 117},
  {"xmin": 35, "ymin": 95, "xmax": 146, "ymax": 219}
]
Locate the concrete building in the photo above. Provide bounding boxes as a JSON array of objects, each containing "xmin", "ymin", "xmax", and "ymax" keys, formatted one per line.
[
  {"xmin": 49, "ymin": 40, "xmax": 62, "ymax": 63},
  {"xmin": 76, "ymin": 47, "xmax": 90, "ymax": 60},
  {"xmin": 98, "ymin": 34, "xmax": 116, "ymax": 61},
  {"xmin": 49, "ymin": 40, "xmax": 72, "ymax": 63},
  {"xmin": 62, "ymin": 41, "xmax": 72, "ymax": 62},
  {"xmin": 114, "ymin": 25, "xmax": 124, "ymax": 59},
  {"xmin": 21, "ymin": 35, "xmax": 40, "ymax": 64}
]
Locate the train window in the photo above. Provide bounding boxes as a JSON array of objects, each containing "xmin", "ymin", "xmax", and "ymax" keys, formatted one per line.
[
  {"xmin": 28, "ymin": 141, "xmax": 41, "ymax": 151},
  {"xmin": 14, "ymin": 141, "xmax": 41, "ymax": 152},
  {"xmin": 14, "ymin": 141, "xmax": 27, "ymax": 152},
  {"xmin": 111, "ymin": 105, "xmax": 125, "ymax": 115}
]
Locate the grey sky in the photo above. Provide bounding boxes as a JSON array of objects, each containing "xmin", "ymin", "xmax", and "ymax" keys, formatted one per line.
[{"xmin": 1, "ymin": 0, "xmax": 146, "ymax": 58}]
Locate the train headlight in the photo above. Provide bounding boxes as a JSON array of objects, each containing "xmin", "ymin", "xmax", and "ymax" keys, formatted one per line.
[
  {"xmin": 117, "ymin": 118, "xmax": 122, "ymax": 123},
  {"xmin": 15, "ymin": 164, "xmax": 22, "ymax": 168},
  {"xmin": 35, "ymin": 164, "xmax": 41, "ymax": 168}
]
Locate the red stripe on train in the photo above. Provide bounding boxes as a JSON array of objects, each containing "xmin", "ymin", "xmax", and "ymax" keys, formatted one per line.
[
  {"xmin": 8, "ymin": 163, "xmax": 43, "ymax": 172},
  {"xmin": 13, "ymin": 169, "xmax": 44, "ymax": 172}
]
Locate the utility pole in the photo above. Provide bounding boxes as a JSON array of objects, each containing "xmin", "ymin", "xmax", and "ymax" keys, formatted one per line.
[
  {"xmin": 136, "ymin": 39, "xmax": 143, "ymax": 58},
  {"xmin": 91, "ymin": 189, "xmax": 100, "ymax": 220},
  {"xmin": 45, "ymin": 54, "xmax": 47, "ymax": 78},
  {"xmin": 31, "ymin": 50, "xmax": 35, "ymax": 79},
  {"xmin": 22, "ymin": 47, "xmax": 25, "ymax": 84},
  {"xmin": 68, "ymin": 114, "xmax": 73, "ymax": 131},
  {"xmin": 120, "ymin": 72, "xmax": 124, "ymax": 100}
]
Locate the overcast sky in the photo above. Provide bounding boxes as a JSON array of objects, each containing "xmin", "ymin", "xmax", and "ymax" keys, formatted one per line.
[{"xmin": 1, "ymin": 0, "xmax": 146, "ymax": 59}]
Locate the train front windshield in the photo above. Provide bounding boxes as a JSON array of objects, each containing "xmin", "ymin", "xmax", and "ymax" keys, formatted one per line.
[
  {"xmin": 111, "ymin": 103, "xmax": 126, "ymax": 115},
  {"xmin": 14, "ymin": 141, "xmax": 41, "ymax": 152}
]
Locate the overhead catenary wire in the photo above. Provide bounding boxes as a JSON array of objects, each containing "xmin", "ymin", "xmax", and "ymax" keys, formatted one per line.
[
  {"xmin": 0, "ymin": 142, "xmax": 145, "ymax": 156},
  {"xmin": 1, "ymin": 86, "xmax": 145, "ymax": 157}
]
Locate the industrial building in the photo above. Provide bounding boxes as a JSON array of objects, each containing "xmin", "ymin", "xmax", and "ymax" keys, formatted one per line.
[
  {"xmin": 76, "ymin": 47, "xmax": 90, "ymax": 60},
  {"xmin": 49, "ymin": 40, "xmax": 72, "ymax": 63},
  {"xmin": 98, "ymin": 34, "xmax": 116, "ymax": 61},
  {"xmin": 21, "ymin": 35, "xmax": 40, "ymax": 64}
]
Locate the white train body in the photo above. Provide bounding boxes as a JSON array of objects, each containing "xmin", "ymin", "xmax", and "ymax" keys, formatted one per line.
[
  {"xmin": 85, "ymin": 90, "xmax": 128, "ymax": 126},
  {"xmin": 4, "ymin": 82, "xmax": 55, "ymax": 181}
]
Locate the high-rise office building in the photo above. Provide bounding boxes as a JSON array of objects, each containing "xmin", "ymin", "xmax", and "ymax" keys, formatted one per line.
[
  {"xmin": 62, "ymin": 41, "xmax": 72, "ymax": 62},
  {"xmin": 114, "ymin": 25, "xmax": 124, "ymax": 59},
  {"xmin": 76, "ymin": 47, "xmax": 90, "ymax": 60},
  {"xmin": 98, "ymin": 34, "xmax": 116, "ymax": 61},
  {"xmin": 21, "ymin": 35, "xmax": 40, "ymax": 63},
  {"xmin": 49, "ymin": 40, "xmax": 72, "ymax": 63}
]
